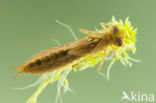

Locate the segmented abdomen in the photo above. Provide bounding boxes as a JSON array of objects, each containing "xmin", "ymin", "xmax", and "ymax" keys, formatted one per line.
[
  {"xmin": 28, "ymin": 49, "xmax": 80, "ymax": 73},
  {"xmin": 14, "ymin": 43, "xmax": 81, "ymax": 78},
  {"xmin": 13, "ymin": 37, "xmax": 102, "ymax": 78}
]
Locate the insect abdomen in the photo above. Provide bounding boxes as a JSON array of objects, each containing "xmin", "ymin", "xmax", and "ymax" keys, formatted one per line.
[
  {"xmin": 14, "ymin": 47, "xmax": 81, "ymax": 77},
  {"xmin": 13, "ymin": 37, "xmax": 102, "ymax": 78}
]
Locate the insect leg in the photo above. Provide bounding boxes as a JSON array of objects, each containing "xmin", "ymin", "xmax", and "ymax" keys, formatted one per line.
[
  {"xmin": 113, "ymin": 47, "xmax": 118, "ymax": 60},
  {"xmin": 97, "ymin": 48, "xmax": 108, "ymax": 71},
  {"xmin": 100, "ymin": 22, "xmax": 111, "ymax": 32},
  {"xmin": 115, "ymin": 45, "xmax": 124, "ymax": 60},
  {"xmin": 112, "ymin": 45, "xmax": 124, "ymax": 61},
  {"xmin": 88, "ymin": 35, "xmax": 104, "ymax": 39},
  {"xmin": 72, "ymin": 54, "xmax": 94, "ymax": 68},
  {"xmin": 79, "ymin": 29, "xmax": 99, "ymax": 35}
]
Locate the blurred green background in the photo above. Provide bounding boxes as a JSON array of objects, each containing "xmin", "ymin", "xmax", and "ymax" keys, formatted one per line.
[{"xmin": 0, "ymin": 0, "xmax": 156, "ymax": 103}]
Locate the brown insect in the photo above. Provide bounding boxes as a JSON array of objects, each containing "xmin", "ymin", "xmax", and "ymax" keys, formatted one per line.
[{"xmin": 13, "ymin": 23, "xmax": 125, "ymax": 78}]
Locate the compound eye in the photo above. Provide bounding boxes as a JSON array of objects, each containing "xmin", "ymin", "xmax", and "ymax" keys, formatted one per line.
[
  {"xmin": 113, "ymin": 27, "xmax": 119, "ymax": 35},
  {"xmin": 115, "ymin": 37, "xmax": 122, "ymax": 46}
]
